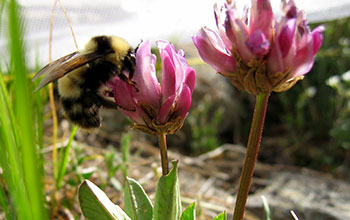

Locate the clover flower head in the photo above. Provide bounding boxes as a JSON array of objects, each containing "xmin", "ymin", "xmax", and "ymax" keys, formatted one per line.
[
  {"xmin": 112, "ymin": 40, "xmax": 196, "ymax": 135},
  {"xmin": 193, "ymin": 0, "xmax": 324, "ymax": 94}
]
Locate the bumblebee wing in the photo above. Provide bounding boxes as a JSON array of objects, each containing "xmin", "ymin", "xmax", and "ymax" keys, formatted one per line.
[
  {"xmin": 32, "ymin": 51, "xmax": 78, "ymax": 81},
  {"xmin": 33, "ymin": 49, "xmax": 112, "ymax": 91}
]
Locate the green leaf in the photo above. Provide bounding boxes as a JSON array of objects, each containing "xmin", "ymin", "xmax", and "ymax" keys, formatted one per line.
[
  {"xmin": 153, "ymin": 160, "xmax": 182, "ymax": 220},
  {"xmin": 181, "ymin": 202, "xmax": 196, "ymax": 220},
  {"xmin": 213, "ymin": 211, "xmax": 227, "ymax": 220},
  {"xmin": 57, "ymin": 125, "xmax": 78, "ymax": 189},
  {"xmin": 124, "ymin": 177, "xmax": 153, "ymax": 220},
  {"xmin": 78, "ymin": 180, "xmax": 131, "ymax": 220}
]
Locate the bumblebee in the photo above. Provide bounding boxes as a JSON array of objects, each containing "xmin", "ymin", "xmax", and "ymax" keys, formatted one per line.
[{"xmin": 33, "ymin": 35, "xmax": 137, "ymax": 128}]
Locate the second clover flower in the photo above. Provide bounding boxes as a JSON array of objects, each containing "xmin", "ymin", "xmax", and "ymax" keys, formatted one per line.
[
  {"xmin": 192, "ymin": 0, "xmax": 324, "ymax": 95},
  {"xmin": 111, "ymin": 40, "xmax": 196, "ymax": 135}
]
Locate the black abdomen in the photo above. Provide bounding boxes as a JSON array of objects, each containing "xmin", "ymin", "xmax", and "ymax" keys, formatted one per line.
[{"xmin": 61, "ymin": 94, "xmax": 102, "ymax": 128}]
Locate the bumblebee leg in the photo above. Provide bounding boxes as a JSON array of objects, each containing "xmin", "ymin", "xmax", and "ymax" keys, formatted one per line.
[
  {"xmin": 121, "ymin": 51, "xmax": 138, "ymax": 91},
  {"xmin": 117, "ymin": 73, "xmax": 139, "ymax": 92},
  {"xmin": 118, "ymin": 104, "xmax": 136, "ymax": 112},
  {"xmin": 123, "ymin": 51, "xmax": 136, "ymax": 80},
  {"xmin": 100, "ymin": 99, "xmax": 119, "ymax": 109}
]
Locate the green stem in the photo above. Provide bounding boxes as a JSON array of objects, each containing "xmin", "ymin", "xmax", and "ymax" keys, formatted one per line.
[
  {"xmin": 233, "ymin": 92, "xmax": 270, "ymax": 220},
  {"xmin": 157, "ymin": 133, "xmax": 169, "ymax": 175}
]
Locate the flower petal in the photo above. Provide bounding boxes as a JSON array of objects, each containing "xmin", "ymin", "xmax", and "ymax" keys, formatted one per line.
[
  {"xmin": 113, "ymin": 78, "xmax": 146, "ymax": 125},
  {"xmin": 291, "ymin": 34, "xmax": 315, "ymax": 77},
  {"xmin": 225, "ymin": 8, "xmax": 255, "ymax": 62},
  {"xmin": 267, "ymin": 18, "xmax": 297, "ymax": 74},
  {"xmin": 173, "ymin": 85, "xmax": 192, "ymax": 119},
  {"xmin": 267, "ymin": 39, "xmax": 284, "ymax": 74},
  {"xmin": 133, "ymin": 41, "xmax": 161, "ymax": 108},
  {"xmin": 214, "ymin": 3, "xmax": 233, "ymax": 50},
  {"xmin": 250, "ymin": 0, "xmax": 274, "ymax": 41},
  {"xmin": 311, "ymin": 25, "xmax": 325, "ymax": 55},
  {"xmin": 161, "ymin": 56, "xmax": 176, "ymax": 104},
  {"xmin": 278, "ymin": 18, "xmax": 297, "ymax": 58},
  {"xmin": 245, "ymin": 29, "xmax": 270, "ymax": 57},
  {"xmin": 192, "ymin": 27, "xmax": 236, "ymax": 74},
  {"xmin": 158, "ymin": 41, "xmax": 186, "ymax": 91},
  {"xmin": 185, "ymin": 67, "xmax": 196, "ymax": 93},
  {"xmin": 283, "ymin": 0, "xmax": 298, "ymax": 19},
  {"xmin": 113, "ymin": 78, "xmax": 136, "ymax": 110},
  {"xmin": 157, "ymin": 95, "xmax": 175, "ymax": 124}
]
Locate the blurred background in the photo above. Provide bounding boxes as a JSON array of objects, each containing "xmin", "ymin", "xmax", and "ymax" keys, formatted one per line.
[{"xmin": 1, "ymin": 0, "xmax": 350, "ymax": 219}]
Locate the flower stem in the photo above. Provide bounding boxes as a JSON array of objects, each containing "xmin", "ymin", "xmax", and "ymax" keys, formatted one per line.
[
  {"xmin": 157, "ymin": 133, "xmax": 169, "ymax": 175},
  {"xmin": 233, "ymin": 92, "xmax": 270, "ymax": 220}
]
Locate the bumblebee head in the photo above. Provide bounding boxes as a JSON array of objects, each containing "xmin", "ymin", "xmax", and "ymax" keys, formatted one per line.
[{"xmin": 83, "ymin": 35, "xmax": 133, "ymax": 67}]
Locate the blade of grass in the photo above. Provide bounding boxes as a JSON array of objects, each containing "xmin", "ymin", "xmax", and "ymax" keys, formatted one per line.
[
  {"xmin": 32, "ymin": 50, "xmax": 47, "ymax": 181},
  {"xmin": 7, "ymin": 0, "xmax": 47, "ymax": 219},
  {"xmin": 121, "ymin": 132, "xmax": 132, "ymax": 178},
  {"xmin": 57, "ymin": 125, "xmax": 78, "ymax": 189},
  {"xmin": 0, "ymin": 67, "xmax": 31, "ymax": 220},
  {"xmin": 0, "ymin": 177, "xmax": 11, "ymax": 220},
  {"xmin": 0, "ymin": 1, "xmax": 5, "ymax": 28},
  {"xmin": 261, "ymin": 196, "xmax": 271, "ymax": 220},
  {"xmin": 0, "ymin": 86, "xmax": 14, "ymax": 220},
  {"xmin": 33, "ymin": 49, "xmax": 46, "ymax": 151},
  {"xmin": 290, "ymin": 210, "xmax": 300, "ymax": 220}
]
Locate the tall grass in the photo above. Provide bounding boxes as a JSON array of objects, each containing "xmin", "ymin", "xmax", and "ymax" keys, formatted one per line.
[{"xmin": 0, "ymin": 0, "xmax": 48, "ymax": 219}]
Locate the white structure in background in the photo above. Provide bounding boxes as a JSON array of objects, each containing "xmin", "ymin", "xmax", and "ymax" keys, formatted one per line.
[{"xmin": 1, "ymin": 0, "xmax": 350, "ymax": 69}]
